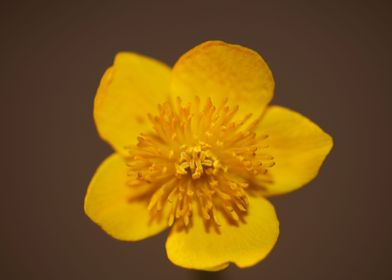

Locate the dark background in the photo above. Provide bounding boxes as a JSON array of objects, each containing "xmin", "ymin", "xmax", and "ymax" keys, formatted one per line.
[{"xmin": 1, "ymin": 0, "xmax": 391, "ymax": 279}]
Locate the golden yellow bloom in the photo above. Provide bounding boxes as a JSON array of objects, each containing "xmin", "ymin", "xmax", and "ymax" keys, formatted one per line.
[{"xmin": 84, "ymin": 41, "xmax": 333, "ymax": 271}]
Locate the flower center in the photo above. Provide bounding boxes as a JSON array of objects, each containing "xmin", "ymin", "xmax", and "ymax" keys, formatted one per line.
[
  {"xmin": 175, "ymin": 143, "xmax": 220, "ymax": 180},
  {"xmin": 126, "ymin": 97, "xmax": 274, "ymax": 231}
]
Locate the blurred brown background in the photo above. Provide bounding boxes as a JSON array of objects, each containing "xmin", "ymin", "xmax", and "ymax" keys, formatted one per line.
[{"xmin": 1, "ymin": 0, "xmax": 391, "ymax": 279}]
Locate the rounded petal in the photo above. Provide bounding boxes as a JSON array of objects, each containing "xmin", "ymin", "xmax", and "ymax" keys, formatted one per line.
[
  {"xmin": 94, "ymin": 53, "xmax": 171, "ymax": 154},
  {"xmin": 256, "ymin": 106, "xmax": 333, "ymax": 196},
  {"xmin": 165, "ymin": 196, "xmax": 279, "ymax": 271},
  {"xmin": 171, "ymin": 41, "xmax": 274, "ymax": 116},
  {"xmin": 84, "ymin": 154, "xmax": 168, "ymax": 241}
]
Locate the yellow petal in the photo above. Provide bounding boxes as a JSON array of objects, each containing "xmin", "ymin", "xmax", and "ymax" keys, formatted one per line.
[
  {"xmin": 84, "ymin": 154, "xmax": 168, "ymax": 241},
  {"xmin": 171, "ymin": 41, "xmax": 274, "ymax": 117},
  {"xmin": 256, "ymin": 106, "xmax": 333, "ymax": 195},
  {"xmin": 94, "ymin": 53, "xmax": 171, "ymax": 154},
  {"xmin": 165, "ymin": 196, "xmax": 279, "ymax": 271}
]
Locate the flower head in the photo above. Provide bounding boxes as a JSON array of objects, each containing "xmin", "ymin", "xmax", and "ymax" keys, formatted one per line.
[{"xmin": 85, "ymin": 41, "xmax": 333, "ymax": 271}]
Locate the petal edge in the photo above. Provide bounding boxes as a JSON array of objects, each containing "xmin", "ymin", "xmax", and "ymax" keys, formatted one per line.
[
  {"xmin": 171, "ymin": 40, "xmax": 274, "ymax": 117},
  {"xmin": 255, "ymin": 106, "xmax": 333, "ymax": 196},
  {"xmin": 84, "ymin": 154, "xmax": 168, "ymax": 241},
  {"xmin": 165, "ymin": 196, "xmax": 279, "ymax": 271},
  {"xmin": 94, "ymin": 53, "xmax": 171, "ymax": 154}
]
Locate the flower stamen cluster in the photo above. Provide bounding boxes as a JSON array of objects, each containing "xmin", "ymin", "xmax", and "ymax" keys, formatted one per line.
[{"xmin": 126, "ymin": 97, "xmax": 275, "ymax": 230}]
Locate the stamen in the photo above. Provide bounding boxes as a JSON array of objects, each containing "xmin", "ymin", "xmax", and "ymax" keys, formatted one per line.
[{"xmin": 126, "ymin": 97, "xmax": 274, "ymax": 230}]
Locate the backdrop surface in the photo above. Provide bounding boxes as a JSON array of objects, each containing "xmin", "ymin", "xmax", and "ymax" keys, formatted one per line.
[{"xmin": 1, "ymin": 0, "xmax": 391, "ymax": 279}]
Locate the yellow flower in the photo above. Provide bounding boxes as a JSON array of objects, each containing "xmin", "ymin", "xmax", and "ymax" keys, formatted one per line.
[{"xmin": 84, "ymin": 41, "xmax": 333, "ymax": 271}]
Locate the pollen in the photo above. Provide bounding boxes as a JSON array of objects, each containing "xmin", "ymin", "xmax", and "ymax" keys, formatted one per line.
[{"xmin": 125, "ymin": 97, "xmax": 275, "ymax": 230}]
